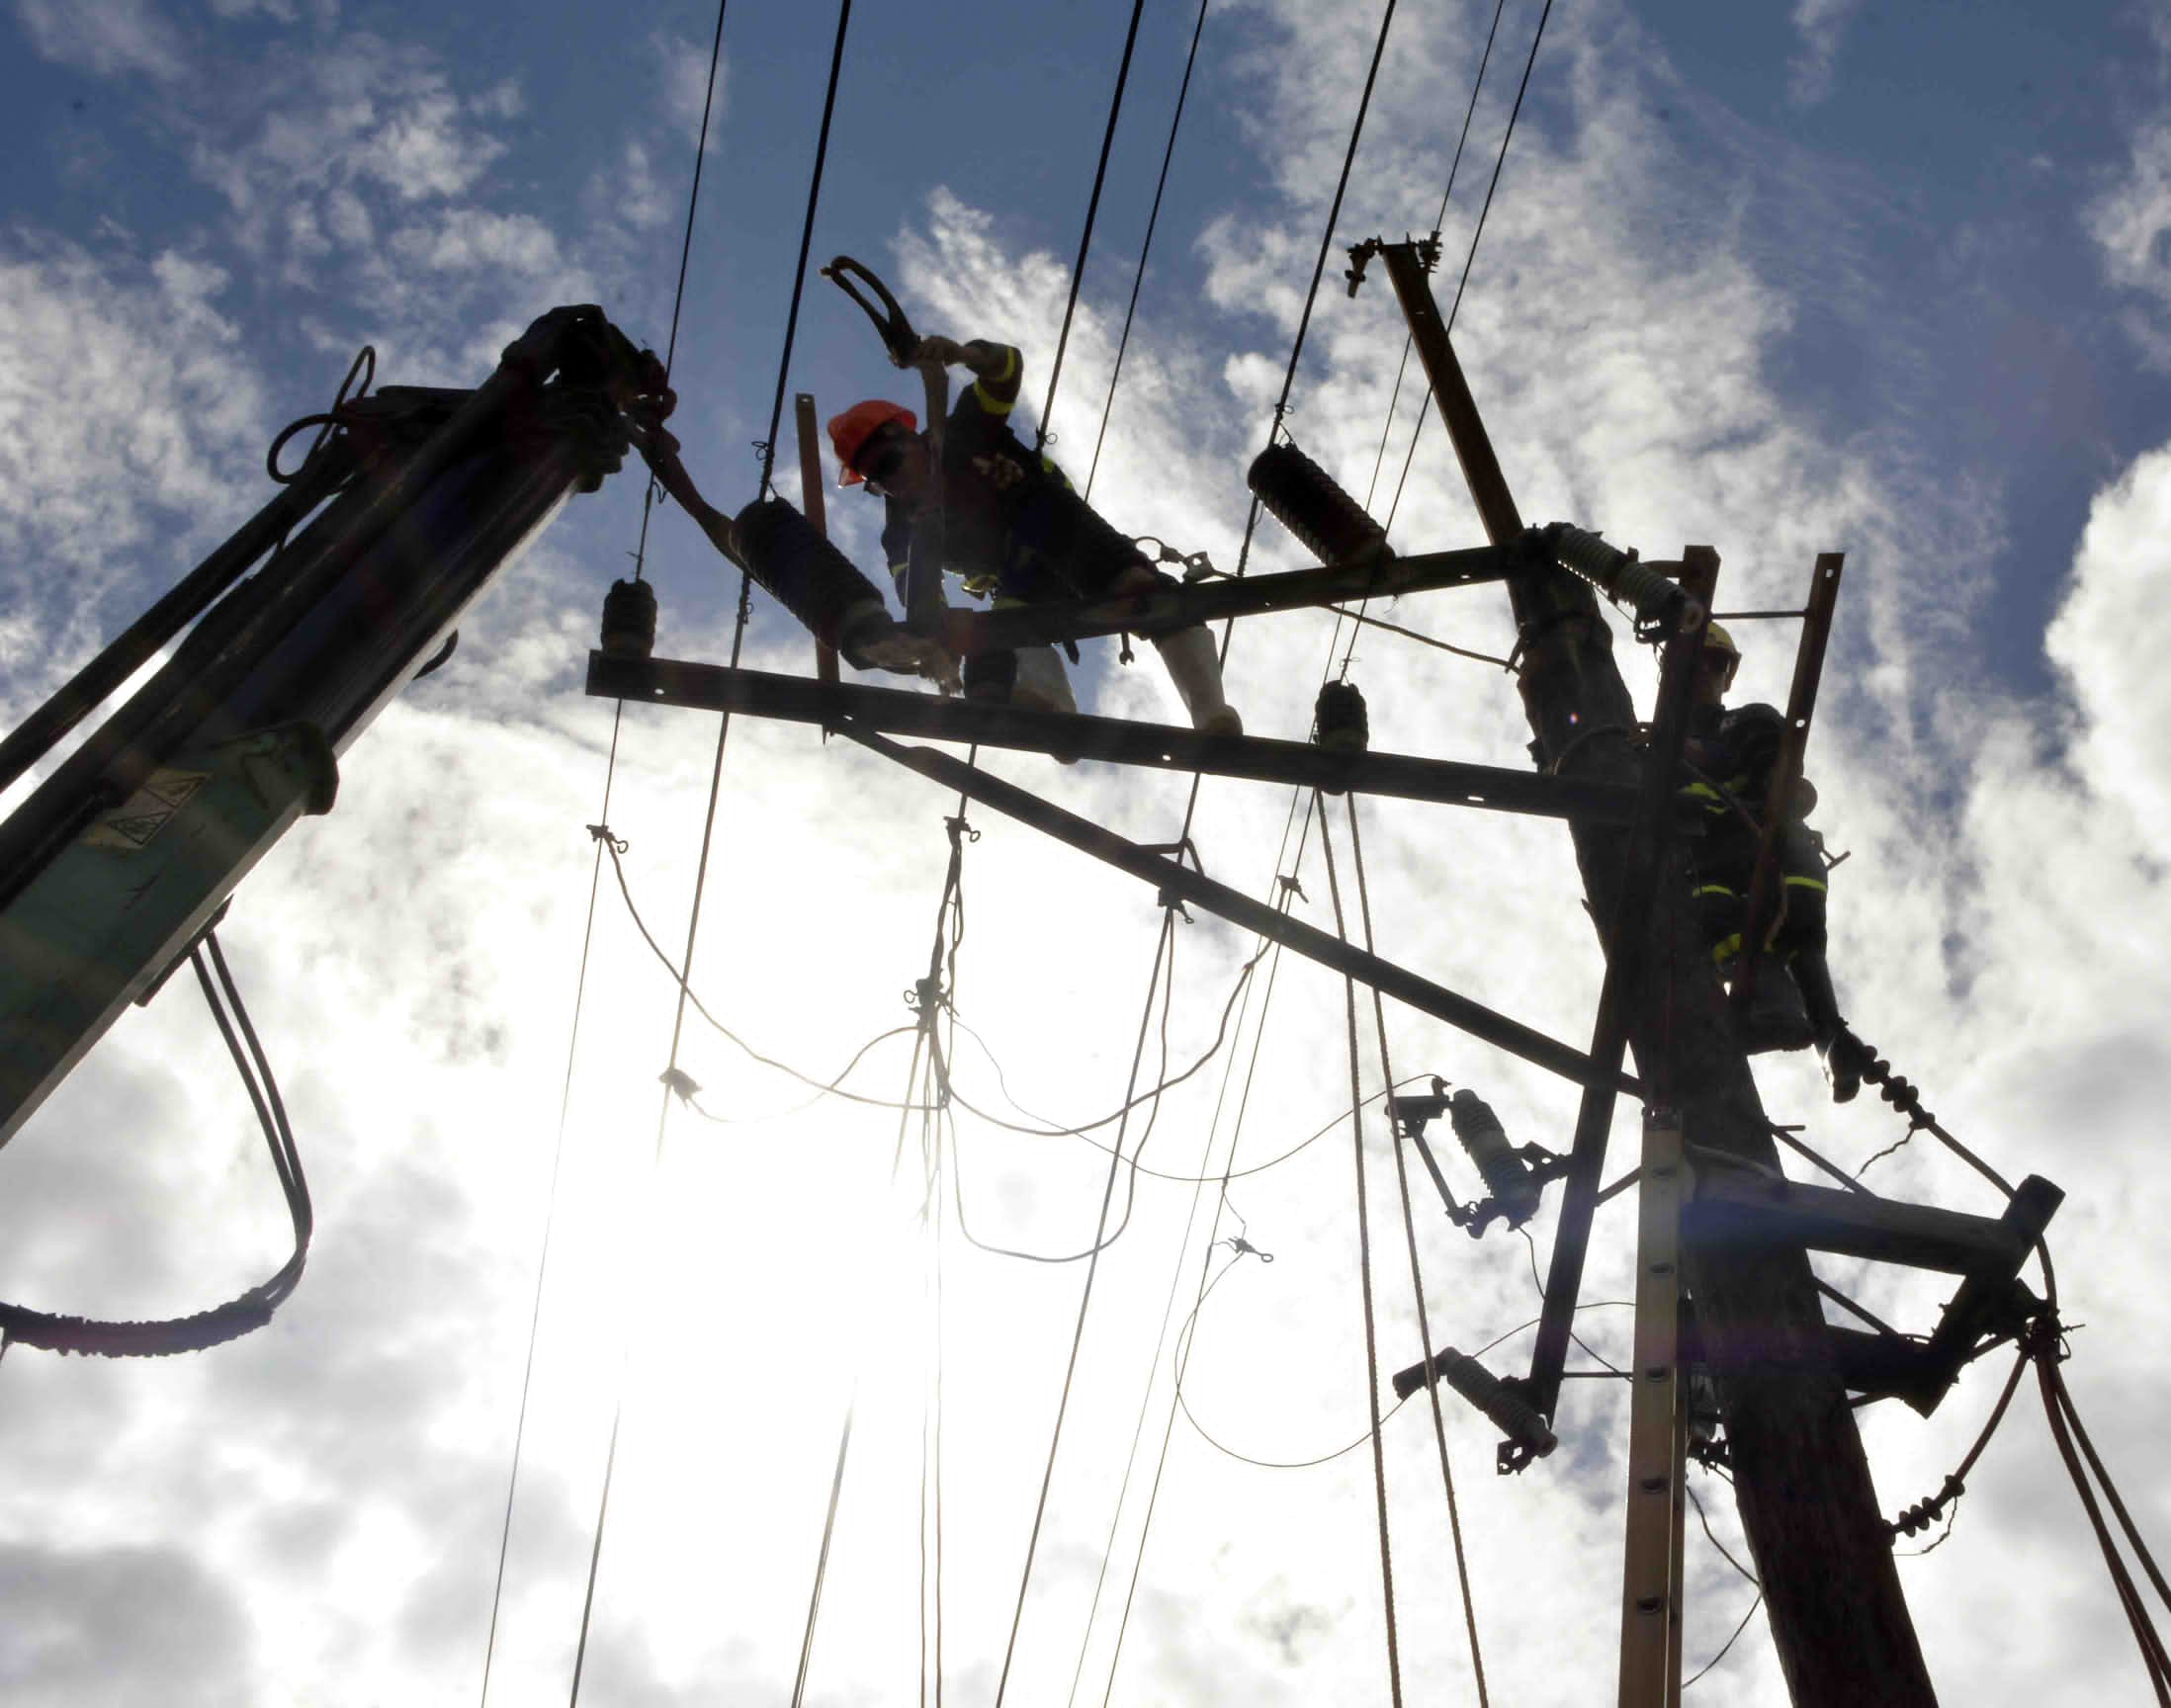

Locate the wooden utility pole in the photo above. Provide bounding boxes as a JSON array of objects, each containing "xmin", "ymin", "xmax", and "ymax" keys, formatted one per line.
[{"xmin": 1372, "ymin": 242, "xmax": 1936, "ymax": 1705}]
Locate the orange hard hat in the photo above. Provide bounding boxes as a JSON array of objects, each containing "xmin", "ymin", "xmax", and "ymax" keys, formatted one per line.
[{"xmin": 827, "ymin": 399, "xmax": 917, "ymax": 485}]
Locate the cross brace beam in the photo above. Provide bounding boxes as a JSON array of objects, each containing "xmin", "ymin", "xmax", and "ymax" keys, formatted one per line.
[
  {"xmin": 585, "ymin": 656, "xmax": 1648, "ymax": 824},
  {"xmin": 1681, "ymin": 1164, "xmax": 2058, "ymax": 1276},
  {"xmin": 930, "ymin": 541, "xmax": 1524, "ymax": 655},
  {"xmin": 840, "ymin": 725, "xmax": 1639, "ymax": 1096}
]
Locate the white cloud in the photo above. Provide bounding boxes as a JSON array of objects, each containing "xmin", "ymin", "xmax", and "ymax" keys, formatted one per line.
[
  {"xmin": 1787, "ymin": 0, "xmax": 1861, "ymax": 109},
  {"xmin": 654, "ymin": 29, "xmax": 726, "ymax": 153},
  {"xmin": 13, "ymin": 0, "xmax": 187, "ymax": 81},
  {"xmin": 0, "ymin": 238, "xmax": 265, "ymax": 702},
  {"xmin": 2086, "ymin": 117, "xmax": 2171, "ymax": 365}
]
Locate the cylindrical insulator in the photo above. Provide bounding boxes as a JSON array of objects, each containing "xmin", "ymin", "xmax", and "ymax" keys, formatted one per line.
[
  {"xmin": 1449, "ymin": 1088, "xmax": 1540, "ymax": 1228},
  {"xmin": 1313, "ymin": 679, "xmax": 1369, "ymax": 768},
  {"xmin": 1550, "ymin": 524, "xmax": 1687, "ymax": 629},
  {"xmin": 1404, "ymin": 1346, "xmax": 1557, "ymax": 1460},
  {"xmin": 1247, "ymin": 443, "xmax": 1391, "ymax": 567},
  {"xmin": 599, "ymin": 576, "xmax": 657, "ymax": 660},
  {"xmin": 735, "ymin": 497, "xmax": 891, "ymax": 648}
]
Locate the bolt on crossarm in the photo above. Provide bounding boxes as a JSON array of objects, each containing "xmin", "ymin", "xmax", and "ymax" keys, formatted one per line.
[{"xmin": 1358, "ymin": 235, "xmax": 1935, "ymax": 1707}]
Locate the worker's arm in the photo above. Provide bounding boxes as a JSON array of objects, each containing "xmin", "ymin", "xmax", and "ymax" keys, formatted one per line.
[{"xmin": 910, "ymin": 335, "xmax": 1022, "ymax": 417}]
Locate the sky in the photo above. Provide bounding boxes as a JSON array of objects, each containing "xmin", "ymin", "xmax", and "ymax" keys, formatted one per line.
[{"xmin": 3, "ymin": 0, "xmax": 2170, "ymax": 1704}]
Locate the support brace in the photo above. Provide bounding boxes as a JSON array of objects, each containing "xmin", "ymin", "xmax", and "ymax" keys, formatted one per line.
[{"xmin": 840, "ymin": 725, "xmax": 1639, "ymax": 1096}]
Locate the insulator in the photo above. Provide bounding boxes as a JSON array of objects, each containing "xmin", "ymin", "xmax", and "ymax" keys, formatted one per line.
[
  {"xmin": 1449, "ymin": 1088, "xmax": 1540, "ymax": 1228},
  {"xmin": 1549, "ymin": 524, "xmax": 1687, "ymax": 628},
  {"xmin": 1393, "ymin": 1345, "xmax": 1557, "ymax": 1460},
  {"xmin": 598, "ymin": 576, "xmax": 657, "ymax": 660},
  {"xmin": 1247, "ymin": 443, "xmax": 1391, "ymax": 567},
  {"xmin": 1313, "ymin": 680, "xmax": 1369, "ymax": 775},
  {"xmin": 734, "ymin": 497, "xmax": 892, "ymax": 649}
]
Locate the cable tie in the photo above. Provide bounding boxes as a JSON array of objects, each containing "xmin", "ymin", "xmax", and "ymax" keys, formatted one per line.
[
  {"xmin": 586, "ymin": 822, "xmax": 629, "ymax": 854},
  {"xmin": 1229, "ymin": 1235, "xmax": 1274, "ymax": 1264}
]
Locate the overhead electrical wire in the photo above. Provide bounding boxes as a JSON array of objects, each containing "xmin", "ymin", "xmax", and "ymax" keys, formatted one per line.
[
  {"xmin": 1382, "ymin": 0, "xmax": 1554, "ymax": 537},
  {"xmin": 1035, "ymin": 0, "xmax": 1148, "ymax": 454},
  {"xmin": 564, "ymin": 2, "xmax": 865, "ymax": 1698},
  {"xmin": 477, "ymin": 0, "xmax": 732, "ymax": 1681},
  {"xmin": 1084, "ymin": 0, "xmax": 1212, "ymax": 499}
]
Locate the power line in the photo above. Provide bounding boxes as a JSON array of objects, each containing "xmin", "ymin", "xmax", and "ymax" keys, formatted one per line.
[
  {"xmin": 479, "ymin": 1, "xmax": 732, "ymax": 1693},
  {"xmin": 1036, "ymin": 0, "xmax": 1148, "ymax": 454},
  {"xmin": 758, "ymin": 0, "xmax": 856, "ymax": 497},
  {"xmin": 1085, "ymin": 0, "xmax": 1212, "ymax": 498},
  {"xmin": 1383, "ymin": 0, "xmax": 1555, "ymax": 537}
]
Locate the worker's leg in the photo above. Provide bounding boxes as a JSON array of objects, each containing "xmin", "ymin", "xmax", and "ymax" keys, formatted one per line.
[
  {"xmin": 1694, "ymin": 870, "xmax": 1813, "ymax": 1053},
  {"xmin": 1150, "ymin": 626, "xmax": 1242, "ymax": 736},
  {"xmin": 1772, "ymin": 851, "xmax": 1866, "ymax": 1101}
]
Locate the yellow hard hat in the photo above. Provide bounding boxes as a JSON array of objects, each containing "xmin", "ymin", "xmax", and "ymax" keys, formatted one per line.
[{"xmin": 1699, "ymin": 621, "xmax": 1740, "ymax": 689}]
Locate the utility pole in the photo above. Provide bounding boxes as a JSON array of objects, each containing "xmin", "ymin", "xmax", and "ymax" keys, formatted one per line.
[{"xmin": 1369, "ymin": 240, "xmax": 1936, "ymax": 1705}]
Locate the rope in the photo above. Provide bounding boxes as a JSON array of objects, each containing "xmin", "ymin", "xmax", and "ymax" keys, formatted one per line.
[
  {"xmin": 1034, "ymin": 0, "xmax": 1147, "ymax": 454},
  {"xmin": 0, "ymin": 934, "xmax": 310, "ymax": 1359},
  {"xmin": 1084, "ymin": 0, "xmax": 1210, "ymax": 498},
  {"xmin": 1383, "ymin": 0, "xmax": 1553, "ymax": 537},
  {"xmin": 757, "ymin": 0, "xmax": 855, "ymax": 497},
  {"xmin": 1317, "ymin": 797, "xmax": 1406, "ymax": 1708},
  {"xmin": 1346, "ymin": 796, "xmax": 1489, "ymax": 1704}
]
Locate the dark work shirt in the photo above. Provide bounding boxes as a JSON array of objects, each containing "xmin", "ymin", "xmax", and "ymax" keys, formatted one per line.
[{"xmin": 880, "ymin": 343, "xmax": 1141, "ymax": 603}]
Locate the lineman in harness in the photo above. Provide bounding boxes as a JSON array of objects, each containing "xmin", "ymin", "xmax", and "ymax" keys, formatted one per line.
[
  {"xmin": 1682, "ymin": 623, "xmax": 1869, "ymax": 1102},
  {"xmin": 827, "ymin": 335, "xmax": 1242, "ymax": 735}
]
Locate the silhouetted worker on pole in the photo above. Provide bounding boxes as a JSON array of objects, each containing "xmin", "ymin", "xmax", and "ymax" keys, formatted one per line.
[
  {"xmin": 827, "ymin": 334, "xmax": 1242, "ymax": 734},
  {"xmin": 1681, "ymin": 622, "xmax": 1869, "ymax": 1101}
]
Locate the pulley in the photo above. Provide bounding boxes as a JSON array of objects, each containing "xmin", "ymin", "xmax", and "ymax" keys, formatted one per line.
[
  {"xmin": 599, "ymin": 576, "xmax": 657, "ymax": 661},
  {"xmin": 1247, "ymin": 442, "xmax": 1391, "ymax": 567}
]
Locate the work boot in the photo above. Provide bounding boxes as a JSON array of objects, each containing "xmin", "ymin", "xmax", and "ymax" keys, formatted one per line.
[
  {"xmin": 1007, "ymin": 644, "xmax": 1080, "ymax": 765},
  {"xmin": 1009, "ymin": 644, "xmax": 1077, "ymax": 717},
  {"xmin": 1153, "ymin": 626, "xmax": 1243, "ymax": 736},
  {"xmin": 1733, "ymin": 953, "xmax": 1816, "ymax": 1054}
]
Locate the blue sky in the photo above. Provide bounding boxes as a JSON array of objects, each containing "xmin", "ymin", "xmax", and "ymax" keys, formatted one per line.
[{"xmin": 4, "ymin": 2, "xmax": 2171, "ymax": 1705}]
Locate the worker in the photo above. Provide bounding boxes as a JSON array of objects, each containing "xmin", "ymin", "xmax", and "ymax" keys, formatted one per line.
[
  {"xmin": 826, "ymin": 335, "xmax": 1242, "ymax": 735},
  {"xmin": 1680, "ymin": 623, "xmax": 1868, "ymax": 1101}
]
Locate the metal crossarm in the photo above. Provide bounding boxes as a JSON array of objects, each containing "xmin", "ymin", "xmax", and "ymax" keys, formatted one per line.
[
  {"xmin": 840, "ymin": 724, "xmax": 1640, "ymax": 1096},
  {"xmin": 934, "ymin": 542, "xmax": 1525, "ymax": 654},
  {"xmin": 585, "ymin": 657, "xmax": 1649, "ymax": 823}
]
